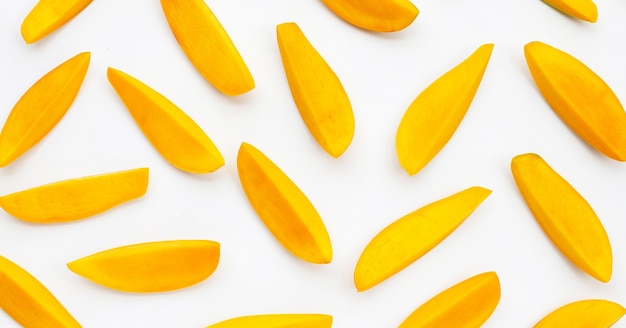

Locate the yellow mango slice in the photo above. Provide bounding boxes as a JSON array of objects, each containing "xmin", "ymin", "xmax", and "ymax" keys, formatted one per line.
[
  {"xmin": 524, "ymin": 41, "xmax": 626, "ymax": 161},
  {"xmin": 0, "ymin": 168, "xmax": 148, "ymax": 224},
  {"xmin": 160, "ymin": 0, "xmax": 254, "ymax": 96},
  {"xmin": 0, "ymin": 52, "xmax": 90, "ymax": 168},
  {"xmin": 542, "ymin": 0, "xmax": 597, "ymax": 22},
  {"xmin": 399, "ymin": 271, "xmax": 501, "ymax": 327},
  {"xmin": 511, "ymin": 153, "xmax": 612, "ymax": 282},
  {"xmin": 276, "ymin": 22, "xmax": 355, "ymax": 158},
  {"xmin": 67, "ymin": 240, "xmax": 220, "ymax": 293},
  {"xmin": 21, "ymin": 0, "xmax": 93, "ymax": 44},
  {"xmin": 321, "ymin": 0, "xmax": 419, "ymax": 32},
  {"xmin": 534, "ymin": 299, "xmax": 625, "ymax": 327},
  {"xmin": 206, "ymin": 314, "xmax": 333, "ymax": 328},
  {"xmin": 354, "ymin": 186, "xmax": 491, "ymax": 292},
  {"xmin": 107, "ymin": 68, "xmax": 224, "ymax": 174},
  {"xmin": 0, "ymin": 255, "xmax": 80, "ymax": 328},
  {"xmin": 396, "ymin": 44, "xmax": 493, "ymax": 176},
  {"xmin": 237, "ymin": 142, "xmax": 332, "ymax": 264}
]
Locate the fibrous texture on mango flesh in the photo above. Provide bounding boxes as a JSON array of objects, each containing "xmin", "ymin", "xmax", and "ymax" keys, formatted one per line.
[
  {"xmin": 21, "ymin": 0, "xmax": 93, "ymax": 44},
  {"xmin": 107, "ymin": 67, "xmax": 224, "ymax": 174},
  {"xmin": 533, "ymin": 299, "xmax": 625, "ymax": 327},
  {"xmin": 0, "ymin": 168, "xmax": 149, "ymax": 223},
  {"xmin": 67, "ymin": 240, "xmax": 220, "ymax": 293},
  {"xmin": 542, "ymin": 0, "xmax": 598, "ymax": 22},
  {"xmin": 524, "ymin": 41, "xmax": 626, "ymax": 161},
  {"xmin": 396, "ymin": 44, "xmax": 493, "ymax": 176},
  {"xmin": 354, "ymin": 186, "xmax": 491, "ymax": 292},
  {"xmin": 206, "ymin": 313, "xmax": 333, "ymax": 328},
  {"xmin": 511, "ymin": 153, "xmax": 612, "ymax": 282},
  {"xmin": 321, "ymin": 0, "xmax": 419, "ymax": 32},
  {"xmin": 237, "ymin": 142, "xmax": 332, "ymax": 264},
  {"xmin": 277, "ymin": 22, "xmax": 354, "ymax": 158}
]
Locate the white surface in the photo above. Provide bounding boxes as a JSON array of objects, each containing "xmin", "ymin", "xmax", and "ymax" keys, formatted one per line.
[{"xmin": 1, "ymin": 0, "xmax": 625, "ymax": 327}]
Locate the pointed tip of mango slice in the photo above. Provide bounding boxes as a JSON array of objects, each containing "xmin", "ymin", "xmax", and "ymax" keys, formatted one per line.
[
  {"xmin": 542, "ymin": 0, "xmax": 598, "ymax": 23},
  {"xmin": 21, "ymin": 0, "xmax": 93, "ymax": 44},
  {"xmin": 534, "ymin": 299, "xmax": 625, "ymax": 327}
]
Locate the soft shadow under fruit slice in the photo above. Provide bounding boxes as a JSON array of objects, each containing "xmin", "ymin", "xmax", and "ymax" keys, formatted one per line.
[
  {"xmin": 321, "ymin": 0, "xmax": 419, "ymax": 32},
  {"xmin": 206, "ymin": 314, "xmax": 333, "ymax": 328},
  {"xmin": 21, "ymin": 0, "xmax": 93, "ymax": 43}
]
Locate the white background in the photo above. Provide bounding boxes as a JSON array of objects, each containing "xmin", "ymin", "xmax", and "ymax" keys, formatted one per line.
[{"xmin": 1, "ymin": 0, "xmax": 625, "ymax": 327}]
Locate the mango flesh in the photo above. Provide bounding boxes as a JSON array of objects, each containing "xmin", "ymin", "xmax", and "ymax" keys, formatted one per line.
[
  {"xmin": 533, "ymin": 299, "xmax": 625, "ymax": 327},
  {"xmin": 21, "ymin": 0, "xmax": 93, "ymax": 43},
  {"xmin": 321, "ymin": 0, "xmax": 419, "ymax": 32},
  {"xmin": 206, "ymin": 314, "xmax": 333, "ymax": 328}
]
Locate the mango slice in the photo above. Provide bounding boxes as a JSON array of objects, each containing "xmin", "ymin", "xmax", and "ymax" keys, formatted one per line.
[
  {"xmin": 237, "ymin": 142, "xmax": 332, "ymax": 264},
  {"xmin": 542, "ymin": 0, "xmax": 597, "ymax": 22},
  {"xmin": 354, "ymin": 186, "xmax": 491, "ymax": 292},
  {"xmin": 0, "ymin": 52, "xmax": 90, "ymax": 168},
  {"xmin": 107, "ymin": 68, "xmax": 224, "ymax": 174},
  {"xmin": 21, "ymin": 0, "xmax": 93, "ymax": 44},
  {"xmin": 396, "ymin": 44, "xmax": 493, "ymax": 176},
  {"xmin": 524, "ymin": 41, "xmax": 626, "ymax": 161},
  {"xmin": 0, "ymin": 168, "xmax": 148, "ymax": 224},
  {"xmin": 67, "ymin": 240, "xmax": 220, "ymax": 293},
  {"xmin": 534, "ymin": 299, "xmax": 625, "ymax": 327},
  {"xmin": 399, "ymin": 271, "xmax": 501, "ymax": 327},
  {"xmin": 160, "ymin": 0, "xmax": 254, "ymax": 96},
  {"xmin": 0, "ymin": 255, "xmax": 80, "ymax": 328},
  {"xmin": 321, "ymin": 0, "xmax": 419, "ymax": 32},
  {"xmin": 511, "ymin": 153, "xmax": 612, "ymax": 282},
  {"xmin": 276, "ymin": 22, "xmax": 355, "ymax": 158},
  {"xmin": 206, "ymin": 314, "xmax": 333, "ymax": 328}
]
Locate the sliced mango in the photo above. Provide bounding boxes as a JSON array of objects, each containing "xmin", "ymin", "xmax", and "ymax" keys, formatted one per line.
[
  {"xmin": 107, "ymin": 68, "xmax": 224, "ymax": 174},
  {"xmin": 542, "ymin": 0, "xmax": 597, "ymax": 22},
  {"xmin": 534, "ymin": 299, "xmax": 625, "ymax": 327},
  {"xmin": 67, "ymin": 240, "xmax": 220, "ymax": 293},
  {"xmin": 160, "ymin": 0, "xmax": 254, "ymax": 96},
  {"xmin": 399, "ymin": 271, "xmax": 500, "ymax": 327},
  {"xmin": 0, "ymin": 52, "xmax": 90, "ymax": 167},
  {"xmin": 354, "ymin": 186, "xmax": 491, "ymax": 292},
  {"xmin": 21, "ymin": 0, "xmax": 93, "ymax": 44},
  {"xmin": 0, "ymin": 255, "xmax": 80, "ymax": 328},
  {"xmin": 276, "ymin": 22, "xmax": 354, "ymax": 158},
  {"xmin": 511, "ymin": 153, "xmax": 612, "ymax": 282},
  {"xmin": 524, "ymin": 41, "xmax": 626, "ymax": 161},
  {"xmin": 396, "ymin": 44, "xmax": 493, "ymax": 176},
  {"xmin": 0, "ymin": 168, "xmax": 148, "ymax": 224},
  {"xmin": 206, "ymin": 314, "xmax": 333, "ymax": 328},
  {"xmin": 321, "ymin": 0, "xmax": 419, "ymax": 32},
  {"xmin": 237, "ymin": 142, "xmax": 332, "ymax": 264}
]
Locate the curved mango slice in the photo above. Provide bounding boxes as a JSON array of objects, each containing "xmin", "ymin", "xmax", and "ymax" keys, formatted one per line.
[
  {"xmin": 21, "ymin": 0, "xmax": 93, "ymax": 44},
  {"xmin": 399, "ymin": 271, "xmax": 500, "ymax": 327},
  {"xmin": 0, "ymin": 52, "xmax": 90, "ymax": 167},
  {"xmin": 396, "ymin": 44, "xmax": 493, "ymax": 176},
  {"xmin": 107, "ymin": 68, "xmax": 224, "ymax": 174},
  {"xmin": 524, "ymin": 41, "xmax": 626, "ymax": 161},
  {"xmin": 534, "ymin": 299, "xmax": 625, "ymax": 327},
  {"xmin": 206, "ymin": 314, "xmax": 333, "ymax": 328},
  {"xmin": 542, "ymin": 0, "xmax": 597, "ymax": 22},
  {"xmin": 160, "ymin": 0, "xmax": 254, "ymax": 96},
  {"xmin": 0, "ymin": 255, "xmax": 80, "ymax": 328},
  {"xmin": 277, "ymin": 22, "xmax": 354, "ymax": 158},
  {"xmin": 511, "ymin": 153, "xmax": 612, "ymax": 282},
  {"xmin": 321, "ymin": 0, "xmax": 419, "ymax": 32},
  {"xmin": 0, "ymin": 168, "xmax": 148, "ymax": 224},
  {"xmin": 354, "ymin": 186, "xmax": 491, "ymax": 292},
  {"xmin": 237, "ymin": 142, "xmax": 332, "ymax": 264},
  {"xmin": 67, "ymin": 240, "xmax": 220, "ymax": 293}
]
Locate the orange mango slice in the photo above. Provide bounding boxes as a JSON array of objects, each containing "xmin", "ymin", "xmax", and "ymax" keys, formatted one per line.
[
  {"xmin": 399, "ymin": 271, "xmax": 501, "ymax": 327},
  {"xmin": 354, "ymin": 186, "xmax": 491, "ymax": 292},
  {"xmin": 206, "ymin": 314, "xmax": 333, "ymax": 328},
  {"xmin": 276, "ymin": 22, "xmax": 354, "ymax": 158},
  {"xmin": 21, "ymin": 0, "xmax": 93, "ymax": 44},
  {"xmin": 524, "ymin": 41, "xmax": 626, "ymax": 161},
  {"xmin": 396, "ymin": 44, "xmax": 493, "ymax": 176},
  {"xmin": 534, "ymin": 299, "xmax": 625, "ymax": 327},
  {"xmin": 0, "ymin": 168, "xmax": 148, "ymax": 224},
  {"xmin": 107, "ymin": 68, "xmax": 224, "ymax": 174},
  {"xmin": 160, "ymin": 0, "xmax": 254, "ymax": 96},
  {"xmin": 542, "ymin": 0, "xmax": 597, "ymax": 22},
  {"xmin": 321, "ymin": 0, "xmax": 419, "ymax": 32},
  {"xmin": 0, "ymin": 52, "xmax": 90, "ymax": 167},
  {"xmin": 0, "ymin": 255, "xmax": 81, "ymax": 328},
  {"xmin": 511, "ymin": 153, "xmax": 612, "ymax": 282},
  {"xmin": 67, "ymin": 240, "xmax": 220, "ymax": 293},
  {"xmin": 237, "ymin": 142, "xmax": 332, "ymax": 264}
]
